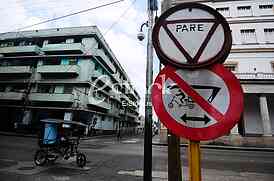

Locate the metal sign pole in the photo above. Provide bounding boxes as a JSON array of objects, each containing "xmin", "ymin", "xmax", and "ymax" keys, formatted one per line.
[
  {"xmin": 168, "ymin": 130, "xmax": 182, "ymax": 181},
  {"xmin": 143, "ymin": 1, "xmax": 155, "ymax": 181},
  {"xmin": 188, "ymin": 140, "xmax": 201, "ymax": 181}
]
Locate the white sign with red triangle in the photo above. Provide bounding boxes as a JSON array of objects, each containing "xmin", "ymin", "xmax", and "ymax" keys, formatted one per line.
[{"xmin": 153, "ymin": 3, "xmax": 232, "ymax": 69}]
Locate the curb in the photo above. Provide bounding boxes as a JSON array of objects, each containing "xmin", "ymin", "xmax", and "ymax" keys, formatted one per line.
[
  {"xmin": 152, "ymin": 142, "xmax": 274, "ymax": 152},
  {"xmin": 0, "ymin": 132, "xmax": 37, "ymax": 138},
  {"xmin": 0, "ymin": 131, "xmax": 117, "ymax": 140}
]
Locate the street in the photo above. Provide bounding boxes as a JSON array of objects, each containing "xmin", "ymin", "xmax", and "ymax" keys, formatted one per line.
[{"xmin": 0, "ymin": 135, "xmax": 273, "ymax": 181}]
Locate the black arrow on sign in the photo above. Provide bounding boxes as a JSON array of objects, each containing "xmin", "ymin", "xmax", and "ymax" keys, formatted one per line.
[{"xmin": 181, "ymin": 114, "xmax": 210, "ymax": 125}]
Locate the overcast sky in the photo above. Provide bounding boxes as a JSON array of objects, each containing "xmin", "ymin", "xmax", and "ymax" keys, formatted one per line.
[{"xmin": 0, "ymin": 0, "xmax": 161, "ymax": 116}]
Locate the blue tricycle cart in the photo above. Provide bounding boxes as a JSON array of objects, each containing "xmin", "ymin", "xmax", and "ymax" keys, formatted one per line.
[{"xmin": 34, "ymin": 119, "xmax": 87, "ymax": 167}]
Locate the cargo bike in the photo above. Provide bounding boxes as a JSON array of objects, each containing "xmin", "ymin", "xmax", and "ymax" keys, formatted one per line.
[{"xmin": 34, "ymin": 119, "xmax": 87, "ymax": 167}]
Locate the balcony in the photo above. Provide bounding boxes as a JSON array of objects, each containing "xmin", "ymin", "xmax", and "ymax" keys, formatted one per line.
[
  {"xmin": 235, "ymin": 72, "xmax": 274, "ymax": 80},
  {"xmin": 0, "ymin": 66, "xmax": 32, "ymax": 76},
  {"xmin": 92, "ymin": 70, "xmax": 113, "ymax": 89},
  {"xmin": 109, "ymin": 90, "xmax": 121, "ymax": 102},
  {"xmin": 41, "ymin": 43, "xmax": 84, "ymax": 54},
  {"xmin": 119, "ymin": 109, "xmax": 126, "ymax": 115},
  {"xmin": 108, "ymin": 107, "xmax": 120, "ymax": 116},
  {"xmin": 87, "ymin": 97, "xmax": 111, "ymax": 110},
  {"xmin": 112, "ymin": 73, "xmax": 122, "ymax": 84},
  {"xmin": 0, "ymin": 45, "xmax": 42, "ymax": 56},
  {"xmin": 126, "ymin": 112, "xmax": 138, "ymax": 118},
  {"xmin": 93, "ymin": 49, "xmax": 115, "ymax": 73},
  {"xmin": 29, "ymin": 93, "xmax": 74, "ymax": 103},
  {"xmin": 0, "ymin": 92, "xmax": 25, "ymax": 101},
  {"xmin": 37, "ymin": 65, "xmax": 80, "ymax": 76},
  {"xmin": 121, "ymin": 94, "xmax": 130, "ymax": 103}
]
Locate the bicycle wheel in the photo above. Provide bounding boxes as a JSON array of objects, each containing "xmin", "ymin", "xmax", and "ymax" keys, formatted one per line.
[
  {"xmin": 34, "ymin": 149, "xmax": 47, "ymax": 166},
  {"xmin": 76, "ymin": 153, "xmax": 86, "ymax": 168}
]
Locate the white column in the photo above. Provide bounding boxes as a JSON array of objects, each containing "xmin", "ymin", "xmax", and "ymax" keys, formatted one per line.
[
  {"xmin": 259, "ymin": 95, "xmax": 272, "ymax": 137},
  {"xmin": 231, "ymin": 124, "xmax": 239, "ymax": 135}
]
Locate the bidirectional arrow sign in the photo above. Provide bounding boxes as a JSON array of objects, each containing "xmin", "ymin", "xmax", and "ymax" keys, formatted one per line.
[
  {"xmin": 181, "ymin": 114, "xmax": 210, "ymax": 125},
  {"xmin": 152, "ymin": 3, "xmax": 232, "ymax": 69},
  {"xmin": 151, "ymin": 64, "xmax": 244, "ymax": 141}
]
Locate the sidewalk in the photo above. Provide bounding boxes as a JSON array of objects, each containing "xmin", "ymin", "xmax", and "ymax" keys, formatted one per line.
[
  {"xmin": 118, "ymin": 168, "xmax": 274, "ymax": 181},
  {"xmin": 152, "ymin": 135, "xmax": 274, "ymax": 152}
]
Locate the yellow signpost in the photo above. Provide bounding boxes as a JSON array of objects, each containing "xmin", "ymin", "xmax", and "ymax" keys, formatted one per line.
[{"xmin": 188, "ymin": 141, "xmax": 202, "ymax": 181}]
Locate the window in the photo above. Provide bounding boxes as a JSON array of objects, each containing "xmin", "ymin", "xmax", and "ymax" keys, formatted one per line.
[
  {"xmin": 237, "ymin": 6, "xmax": 251, "ymax": 10},
  {"xmin": 264, "ymin": 28, "xmax": 274, "ymax": 33},
  {"xmin": 68, "ymin": 58, "xmax": 78, "ymax": 65},
  {"xmin": 270, "ymin": 62, "xmax": 274, "ymax": 72},
  {"xmin": 240, "ymin": 29, "xmax": 257, "ymax": 44},
  {"xmin": 237, "ymin": 5, "xmax": 252, "ymax": 16},
  {"xmin": 259, "ymin": 5, "xmax": 273, "ymax": 9},
  {"xmin": 216, "ymin": 7, "xmax": 230, "ymax": 17},
  {"xmin": 0, "ymin": 60, "xmax": 10, "ymax": 66},
  {"xmin": 264, "ymin": 28, "xmax": 274, "ymax": 43},
  {"xmin": 9, "ymin": 85, "xmax": 27, "ymax": 92},
  {"xmin": 95, "ymin": 62, "xmax": 100, "ymax": 71},
  {"xmin": 224, "ymin": 65, "xmax": 236, "ymax": 72},
  {"xmin": 224, "ymin": 62, "xmax": 238, "ymax": 72},
  {"xmin": 258, "ymin": 4, "xmax": 273, "ymax": 16},
  {"xmin": 65, "ymin": 39, "xmax": 74, "ymax": 44},
  {"xmin": 37, "ymin": 85, "xmax": 55, "ymax": 93},
  {"xmin": 43, "ymin": 59, "xmax": 61, "ymax": 65},
  {"xmin": 0, "ymin": 85, "xmax": 6, "ymax": 92},
  {"xmin": 48, "ymin": 38, "xmax": 66, "ymax": 44},
  {"xmin": 63, "ymin": 86, "xmax": 73, "ymax": 94},
  {"xmin": 98, "ymin": 43, "xmax": 103, "ymax": 49}
]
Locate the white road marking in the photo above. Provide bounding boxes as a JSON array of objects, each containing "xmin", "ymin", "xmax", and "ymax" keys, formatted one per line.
[{"xmin": 121, "ymin": 139, "xmax": 140, "ymax": 144}]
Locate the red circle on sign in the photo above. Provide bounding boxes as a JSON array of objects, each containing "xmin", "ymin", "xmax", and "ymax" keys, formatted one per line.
[{"xmin": 152, "ymin": 64, "xmax": 244, "ymax": 141}]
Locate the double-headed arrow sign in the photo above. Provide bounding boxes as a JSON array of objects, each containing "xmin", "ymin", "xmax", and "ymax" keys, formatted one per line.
[{"xmin": 181, "ymin": 114, "xmax": 210, "ymax": 125}]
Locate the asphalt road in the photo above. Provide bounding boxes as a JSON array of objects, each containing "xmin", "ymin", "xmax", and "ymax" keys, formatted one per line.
[{"xmin": 0, "ymin": 135, "xmax": 273, "ymax": 181}]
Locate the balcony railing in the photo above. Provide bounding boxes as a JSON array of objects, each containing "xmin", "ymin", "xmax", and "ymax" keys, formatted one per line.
[
  {"xmin": 41, "ymin": 43, "xmax": 84, "ymax": 54},
  {"xmin": 234, "ymin": 72, "xmax": 274, "ymax": 80},
  {"xmin": 29, "ymin": 93, "xmax": 74, "ymax": 103},
  {"xmin": 0, "ymin": 45, "xmax": 42, "ymax": 55},
  {"xmin": 0, "ymin": 92, "xmax": 25, "ymax": 101},
  {"xmin": 37, "ymin": 65, "xmax": 80, "ymax": 76},
  {"xmin": 0, "ymin": 66, "xmax": 32, "ymax": 75}
]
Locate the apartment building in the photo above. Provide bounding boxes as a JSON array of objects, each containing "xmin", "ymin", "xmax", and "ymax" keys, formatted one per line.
[
  {"xmin": 161, "ymin": 0, "xmax": 274, "ymax": 140},
  {"xmin": 0, "ymin": 26, "xmax": 140, "ymax": 134}
]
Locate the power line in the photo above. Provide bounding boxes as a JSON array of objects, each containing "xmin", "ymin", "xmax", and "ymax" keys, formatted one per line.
[
  {"xmin": 64, "ymin": 0, "xmax": 137, "ymax": 79},
  {"xmin": 0, "ymin": 0, "xmax": 139, "ymax": 101},
  {"xmin": 14, "ymin": 0, "xmax": 125, "ymax": 31}
]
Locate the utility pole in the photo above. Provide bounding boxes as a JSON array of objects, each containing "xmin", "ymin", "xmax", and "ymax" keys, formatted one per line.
[{"xmin": 143, "ymin": 1, "xmax": 157, "ymax": 181}]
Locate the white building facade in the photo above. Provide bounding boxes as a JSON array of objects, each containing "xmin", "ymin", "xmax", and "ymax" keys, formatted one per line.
[{"xmin": 161, "ymin": 0, "xmax": 274, "ymax": 138}]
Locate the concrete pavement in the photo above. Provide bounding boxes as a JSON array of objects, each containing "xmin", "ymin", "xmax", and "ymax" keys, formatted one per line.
[{"xmin": 1, "ymin": 134, "xmax": 274, "ymax": 181}]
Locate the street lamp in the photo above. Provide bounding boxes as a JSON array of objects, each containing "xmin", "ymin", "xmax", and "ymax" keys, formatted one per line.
[
  {"xmin": 137, "ymin": 21, "xmax": 148, "ymax": 41},
  {"xmin": 137, "ymin": 1, "xmax": 158, "ymax": 180},
  {"xmin": 137, "ymin": 8, "xmax": 154, "ymax": 181}
]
